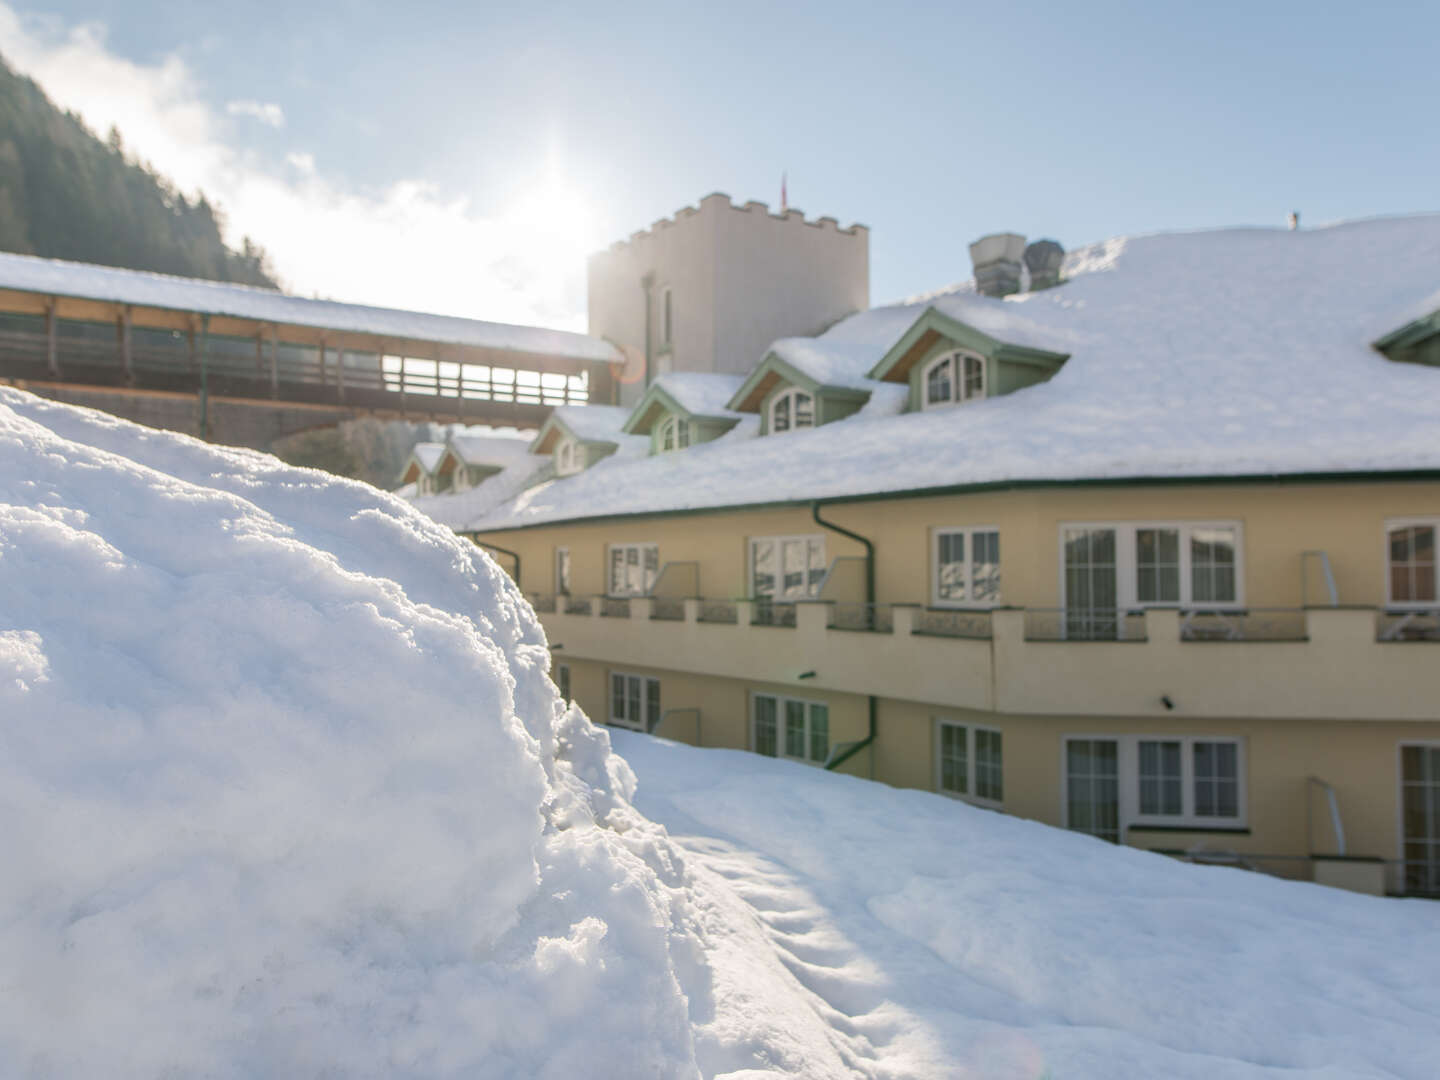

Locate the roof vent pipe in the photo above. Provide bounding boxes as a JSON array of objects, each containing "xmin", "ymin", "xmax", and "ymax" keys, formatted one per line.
[
  {"xmin": 968, "ymin": 233, "xmax": 1026, "ymax": 297},
  {"xmin": 1024, "ymin": 239, "xmax": 1065, "ymax": 291}
]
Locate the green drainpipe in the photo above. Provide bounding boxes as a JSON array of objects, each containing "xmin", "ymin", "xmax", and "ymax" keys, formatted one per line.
[
  {"xmin": 471, "ymin": 536, "xmax": 521, "ymax": 584},
  {"xmin": 811, "ymin": 501, "xmax": 877, "ymax": 773}
]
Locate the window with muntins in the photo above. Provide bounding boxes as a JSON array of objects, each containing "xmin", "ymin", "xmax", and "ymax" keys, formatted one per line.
[
  {"xmin": 610, "ymin": 672, "xmax": 660, "ymax": 731},
  {"xmin": 750, "ymin": 535, "xmax": 826, "ymax": 601},
  {"xmin": 768, "ymin": 388, "xmax": 815, "ymax": 434},
  {"xmin": 932, "ymin": 527, "xmax": 1001, "ymax": 606},
  {"xmin": 1401, "ymin": 744, "xmax": 1440, "ymax": 896},
  {"xmin": 607, "ymin": 542, "xmax": 659, "ymax": 596},
  {"xmin": 556, "ymin": 438, "xmax": 581, "ymax": 476},
  {"xmin": 753, "ymin": 693, "xmax": 829, "ymax": 764},
  {"xmin": 936, "ymin": 720, "xmax": 1003, "ymax": 804},
  {"xmin": 1065, "ymin": 735, "xmax": 1245, "ymax": 840},
  {"xmin": 1061, "ymin": 522, "xmax": 1242, "ymax": 635},
  {"xmin": 1387, "ymin": 521, "xmax": 1437, "ymax": 606},
  {"xmin": 922, "ymin": 350, "xmax": 986, "ymax": 409},
  {"xmin": 657, "ymin": 415, "xmax": 690, "ymax": 452},
  {"xmin": 555, "ymin": 547, "xmax": 571, "ymax": 596}
]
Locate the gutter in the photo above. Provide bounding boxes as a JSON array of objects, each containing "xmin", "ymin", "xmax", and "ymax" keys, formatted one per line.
[
  {"xmin": 469, "ymin": 535, "xmax": 521, "ymax": 583},
  {"xmin": 811, "ymin": 501, "xmax": 877, "ymax": 774}
]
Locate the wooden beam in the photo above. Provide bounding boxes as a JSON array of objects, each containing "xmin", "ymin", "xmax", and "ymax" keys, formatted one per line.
[
  {"xmin": 118, "ymin": 306, "xmax": 133, "ymax": 385},
  {"xmin": 44, "ymin": 298, "xmax": 58, "ymax": 378},
  {"xmin": 269, "ymin": 329, "xmax": 279, "ymax": 399}
]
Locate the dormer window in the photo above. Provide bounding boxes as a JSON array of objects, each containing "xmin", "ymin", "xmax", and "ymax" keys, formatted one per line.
[
  {"xmin": 657, "ymin": 415, "xmax": 690, "ymax": 452},
  {"xmin": 923, "ymin": 350, "xmax": 986, "ymax": 409},
  {"xmin": 556, "ymin": 438, "xmax": 581, "ymax": 476},
  {"xmin": 768, "ymin": 388, "xmax": 814, "ymax": 434}
]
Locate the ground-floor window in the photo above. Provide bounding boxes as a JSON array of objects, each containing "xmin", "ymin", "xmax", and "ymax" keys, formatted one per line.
[
  {"xmin": 1064, "ymin": 734, "xmax": 1245, "ymax": 841},
  {"xmin": 610, "ymin": 671, "xmax": 659, "ymax": 731},
  {"xmin": 935, "ymin": 719, "xmax": 1003, "ymax": 804},
  {"xmin": 1401, "ymin": 743, "xmax": 1440, "ymax": 896},
  {"xmin": 753, "ymin": 693, "xmax": 829, "ymax": 764},
  {"xmin": 555, "ymin": 662, "xmax": 571, "ymax": 704}
]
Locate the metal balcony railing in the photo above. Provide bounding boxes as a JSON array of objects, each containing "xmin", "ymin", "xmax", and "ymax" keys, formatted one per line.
[
  {"xmin": 650, "ymin": 597, "xmax": 687, "ymax": 621},
  {"xmin": 913, "ymin": 608, "xmax": 994, "ymax": 639},
  {"xmin": 600, "ymin": 597, "xmax": 631, "ymax": 618},
  {"xmin": 1378, "ymin": 609, "xmax": 1440, "ymax": 642},
  {"xmin": 751, "ymin": 599, "xmax": 797, "ymax": 628},
  {"xmin": 1024, "ymin": 608, "xmax": 1147, "ymax": 642},
  {"xmin": 827, "ymin": 603, "xmax": 894, "ymax": 633},
  {"xmin": 697, "ymin": 599, "xmax": 738, "ymax": 624},
  {"xmin": 564, "ymin": 595, "xmax": 594, "ymax": 616},
  {"xmin": 529, "ymin": 593, "xmax": 557, "ymax": 614},
  {"xmin": 1180, "ymin": 608, "xmax": 1308, "ymax": 642}
]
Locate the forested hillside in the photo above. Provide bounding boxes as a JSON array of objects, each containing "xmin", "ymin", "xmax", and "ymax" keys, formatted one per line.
[{"xmin": 0, "ymin": 55, "xmax": 277, "ymax": 287}]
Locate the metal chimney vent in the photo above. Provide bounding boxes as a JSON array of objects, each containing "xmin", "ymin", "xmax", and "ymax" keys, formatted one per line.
[{"xmin": 969, "ymin": 233, "xmax": 1026, "ymax": 297}]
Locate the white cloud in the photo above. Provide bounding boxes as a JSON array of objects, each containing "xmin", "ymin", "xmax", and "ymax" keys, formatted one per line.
[
  {"xmin": 225, "ymin": 99, "xmax": 285, "ymax": 128},
  {"xmin": 0, "ymin": 5, "xmax": 600, "ymax": 331}
]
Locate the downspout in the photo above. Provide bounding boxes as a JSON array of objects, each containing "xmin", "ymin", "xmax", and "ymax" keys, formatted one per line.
[
  {"xmin": 471, "ymin": 535, "xmax": 521, "ymax": 585},
  {"xmin": 812, "ymin": 501, "xmax": 877, "ymax": 774}
]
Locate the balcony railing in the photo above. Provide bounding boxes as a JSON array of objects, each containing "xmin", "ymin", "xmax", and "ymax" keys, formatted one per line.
[
  {"xmin": 600, "ymin": 596, "xmax": 631, "ymax": 618},
  {"xmin": 1180, "ymin": 608, "xmax": 1308, "ymax": 642},
  {"xmin": 827, "ymin": 603, "xmax": 894, "ymax": 633},
  {"xmin": 651, "ymin": 597, "xmax": 687, "ymax": 622},
  {"xmin": 913, "ymin": 608, "xmax": 993, "ymax": 639},
  {"xmin": 1024, "ymin": 608, "xmax": 1147, "ymax": 642},
  {"xmin": 1378, "ymin": 609, "xmax": 1440, "ymax": 642},
  {"xmin": 751, "ymin": 600, "xmax": 797, "ymax": 628},
  {"xmin": 698, "ymin": 599, "xmax": 738, "ymax": 624},
  {"xmin": 565, "ymin": 595, "xmax": 594, "ymax": 615},
  {"xmin": 529, "ymin": 592, "xmax": 557, "ymax": 614}
]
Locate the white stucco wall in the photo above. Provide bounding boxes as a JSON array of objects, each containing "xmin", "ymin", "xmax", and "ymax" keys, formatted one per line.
[{"xmin": 587, "ymin": 193, "xmax": 868, "ymax": 405}]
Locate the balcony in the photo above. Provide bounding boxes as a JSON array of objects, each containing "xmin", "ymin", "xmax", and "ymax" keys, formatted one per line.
[{"xmin": 529, "ymin": 598, "xmax": 1440, "ymax": 721}]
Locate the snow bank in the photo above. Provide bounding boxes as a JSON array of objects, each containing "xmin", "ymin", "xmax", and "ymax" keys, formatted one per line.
[
  {"xmin": 616, "ymin": 731, "xmax": 1440, "ymax": 1080},
  {"xmin": 0, "ymin": 388, "xmax": 831, "ymax": 1079}
]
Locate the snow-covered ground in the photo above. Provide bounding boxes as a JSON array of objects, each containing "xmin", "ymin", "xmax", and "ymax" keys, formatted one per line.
[
  {"xmin": 615, "ymin": 731, "xmax": 1440, "ymax": 1080},
  {"xmin": 4, "ymin": 387, "xmax": 1438, "ymax": 1077}
]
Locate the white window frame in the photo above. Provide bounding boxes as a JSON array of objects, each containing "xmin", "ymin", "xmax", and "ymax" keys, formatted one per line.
[
  {"xmin": 1061, "ymin": 734, "xmax": 1248, "ymax": 837},
  {"xmin": 554, "ymin": 546, "xmax": 571, "ymax": 596},
  {"xmin": 660, "ymin": 285, "xmax": 673, "ymax": 347},
  {"xmin": 930, "ymin": 526, "xmax": 1001, "ymax": 608},
  {"xmin": 921, "ymin": 349, "xmax": 987, "ymax": 410},
  {"xmin": 750, "ymin": 691, "xmax": 830, "ymax": 765},
  {"xmin": 1397, "ymin": 740, "xmax": 1440, "ymax": 896},
  {"xmin": 609, "ymin": 670, "xmax": 660, "ymax": 731},
  {"xmin": 1058, "ymin": 520, "xmax": 1245, "ymax": 612},
  {"xmin": 933, "ymin": 718, "xmax": 1004, "ymax": 807},
  {"xmin": 1384, "ymin": 518, "xmax": 1439, "ymax": 609},
  {"xmin": 748, "ymin": 534, "xmax": 827, "ymax": 600},
  {"xmin": 656, "ymin": 414, "xmax": 690, "ymax": 453},
  {"xmin": 767, "ymin": 387, "xmax": 816, "ymax": 435},
  {"xmin": 556, "ymin": 437, "xmax": 582, "ymax": 476},
  {"xmin": 606, "ymin": 541, "xmax": 659, "ymax": 596}
]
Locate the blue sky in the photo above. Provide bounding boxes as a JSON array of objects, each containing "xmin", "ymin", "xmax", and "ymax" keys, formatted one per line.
[{"xmin": 3, "ymin": 1, "xmax": 1436, "ymax": 327}]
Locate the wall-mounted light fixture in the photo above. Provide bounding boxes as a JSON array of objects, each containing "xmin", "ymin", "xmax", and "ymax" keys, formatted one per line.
[
  {"xmin": 1161, "ymin": 695, "xmax": 1175, "ymax": 711},
  {"xmin": 797, "ymin": 671, "xmax": 816, "ymax": 680}
]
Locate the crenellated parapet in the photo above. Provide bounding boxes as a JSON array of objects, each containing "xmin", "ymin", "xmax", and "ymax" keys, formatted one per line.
[{"xmin": 607, "ymin": 192, "xmax": 868, "ymax": 253}]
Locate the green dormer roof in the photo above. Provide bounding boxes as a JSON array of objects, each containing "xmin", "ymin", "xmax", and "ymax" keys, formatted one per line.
[
  {"xmin": 1375, "ymin": 306, "xmax": 1440, "ymax": 366},
  {"xmin": 866, "ymin": 306, "xmax": 1069, "ymax": 386}
]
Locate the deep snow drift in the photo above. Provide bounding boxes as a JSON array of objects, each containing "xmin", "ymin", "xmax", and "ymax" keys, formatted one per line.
[
  {"xmin": 0, "ymin": 388, "xmax": 845, "ymax": 1079},
  {"xmin": 617, "ymin": 731, "xmax": 1440, "ymax": 1080}
]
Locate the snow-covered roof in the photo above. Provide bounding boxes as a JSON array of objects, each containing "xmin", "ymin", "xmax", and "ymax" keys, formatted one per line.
[
  {"xmin": 650, "ymin": 373, "xmax": 746, "ymax": 417},
  {"xmin": 407, "ymin": 441, "xmax": 445, "ymax": 475},
  {"xmin": 545, "ymin": 404, "xmax": 637, "ymax": 445},
  {"xmin": 0, "ymin": 250, "xmax": 619, "ymax": 364},
  {"xmin": 457, "ymin": 213, "xmax": 1440, "ymax": 532},
  {"xmin": 410, "ymin": 454, "xmax": 551, "ymax": 529},
  {"xmin": 446, "ymin": 433, "xmax": 536, "ymax": 467}
]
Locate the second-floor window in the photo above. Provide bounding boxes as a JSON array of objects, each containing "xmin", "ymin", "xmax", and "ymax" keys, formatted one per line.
[
  {"xmin": 1388, "ymin": 521, "xmax": 1436, "ymax": 606},
  {"xmin": 657, "ymin": 415, "xmax": 690, "ymax": 452},
  {"xmin": 608, "ymin": 542, "xmax": 658, "ymax": 596},
  {"xmin": 555, "ymin": 546, "xmax": 571, "ymax": 596},
  {"xmin": 751, "ymin": 535, "xmax": 826, "ymax": 601},
  {"xmin": 932, "ymin": 527, "xmax": 1001, "ymax": 606},
  {"xmin": 922, "ymin": 350, "xmax": 986, "ymax": 409},
  {"xmin": 768, "ymin": 388, "xmax": 814, "ymax": 434},
  {"xmin": 1061, "ymin": 521, "xmax": 1242, "ymax": 616}
]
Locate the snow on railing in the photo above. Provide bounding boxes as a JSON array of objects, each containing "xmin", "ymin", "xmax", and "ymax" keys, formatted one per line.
[
  {"xmin": 1180, "ymin": 608, "xmax": 1308, "ymax": 642},
  {"xmin": 1377, "ymin": 609, "xmax": 1440, "ymax": 642},
  {"xmin": 913, "ymin": 608, "xmax": 993, "ymax": 640}
]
